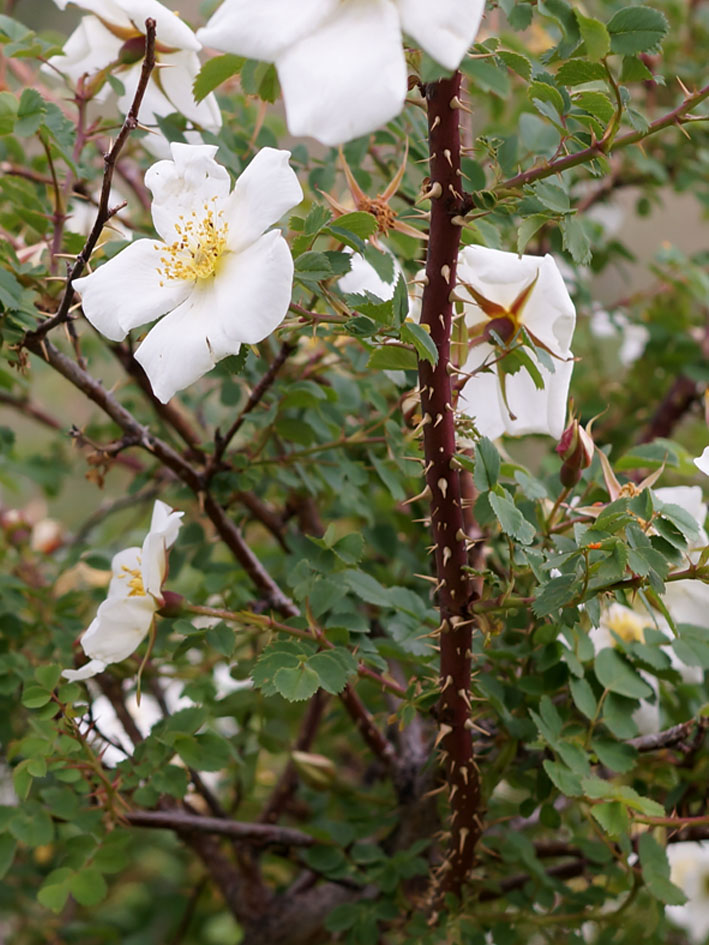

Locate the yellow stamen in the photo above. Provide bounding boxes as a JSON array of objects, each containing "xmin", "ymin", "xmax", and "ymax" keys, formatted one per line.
[
  {"xmin": 120, "ymin": 565, "xmax": 146, "ymax": 598},
  {"xmin": 157, "ymin": 198, "xmax": 229, "ymax": 285},
  {"xmin": 606, "ymin": 608, "xmax": 645, "ymax": 644}
]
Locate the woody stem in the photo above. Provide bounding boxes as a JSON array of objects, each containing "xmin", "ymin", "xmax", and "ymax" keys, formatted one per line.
[{"xmin": 418, "ymin": 72, "xmax": 482, "ymax": 906}]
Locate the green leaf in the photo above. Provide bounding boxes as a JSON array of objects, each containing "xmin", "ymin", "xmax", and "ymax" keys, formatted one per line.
[
  {"xmin": 673, "ymin": 624, "xmax": 709, "ymax": 669},
  {"xmin": 533, "ymin": 180, "xmax": 570, "ymax": 214},
  {"xmin": 517, "ymin": 214, "xmax": 548, "ymax": 254},
  {"xmin": 556, "ymin": 59, "xmax": 607, "ymax": 86},
  {"xmin": 638, "ymin": 834, "xmax": 687, "ymax": 905},
  {"xmin": 0, "ymin": 835, "xmax": 16, "ymax": 879},
  {"xmin": 37, "ymin": 869, "xmax": 72, "ymax": 913},
  {"xmin": 542, "ymin": 760, "xmax": 582, "ymax": 796},
  {"xmin": 591, "ymin": 738, "xmax": 637, "ymax": 773},
  {"xmin": 474, "ymin": 438, "xmax": 501, "ymax": 491},
  {"xmin": 367, "ymin": 346, "xmax": 418, "ymax": 372},
  {"xmin": 205, "ymin": 623, "xmax": 235, "ymax": 657},
  {"xmin": 489, "ymin": 490, "xmax": 536, "ymax": 545},
  {"xmin": 308, "ymin": 649, "xmax": 358, "ymax": 695},
  {"xmin": 575, "ymin": 13, "xmax": 610, "ymax": 60},
  {"xmin": 602, "ymin": 693, "xmax": 639, "ymax": 739},
  {"xmin": 594, "ymin": 648, "xmax": 653, "ymax": 698},
  {"xmin": 295, "ymin": 251, "xmax": 334, "ymax": 284},
  {"xmin": 15, "ymin": 88, "xmax": 46, "ymax": 136},
  {"xmin": 561, "ymin": 215, "xmax": 592, "ymax": 265},
  {"xmin": 497, "ymin": 50, "xmax": 532, "ymax": 80},
  {"xmin": 462, "ymin": 58, "xmax": 510, "ymax": 98},
  {"xmin": 569, "ymin": 677, "xmax": 597, "ymax": 720},
  {"xmin": 400, "ymin": 322, "xmax": 438, "ymax": 367},
  {"xmin": 607, "ymin": 6, "xmax": 669, "ymax": 55},
  {"xmin": 327, "ymin": 211, "xmax": 377, "ymax": 241},
  {"xmin": 590, "ymin": 800, "xmax": 629, "ymax": 837},
  {"xmin": 532, "ymin": 573, "xmax": 581, "ymax": 617},
  {"xmin": 22, "ymin": 684, "xmax": 52, "ymax": 708},
  {"xmin": 528, "ymin": 81, "xmax": 565, "ymax": 122},
  {"xmin": 173, "ymin": 732, "xmax": 231, "ymax": 771},
  {"xmin": 69, "ymin": 867, "xmax": 108, "ymax": 907},
  {"xmin": 274, "ymin": 662, "xmax": 321, "ymax": 702},
  {"xmin": 581, "ymin": 777, "xmax": 665, "ymax": 816},
  {"xmin": 0, "ymin": 91, "xmax": 17, "ymax": 135},
  {"xmin": 341, "ymin": 569, "xmax": 392, "ymax": 608},
  {"xmin": 573, "ymin": 91, "xmax": 615, "ymax": 124},
  {"xmin": 34, "ymin": 663, "xmax": 62, "ymax": 691}
]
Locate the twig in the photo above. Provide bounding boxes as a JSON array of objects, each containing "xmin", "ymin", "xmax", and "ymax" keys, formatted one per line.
[
  {"xmin": 125, "ymin": 809, "xmax": 315, "ymax": 847},
  {"xmin": 209, "ymin": 340, "xmax": 296, "ymax": 478},
  {"xmin": 22, "ymin": 18, "xmax": 158, "ymax": 347},
  {"xmin": 629, "ymin": 716, "xmax": 709, "ymax": 752}
]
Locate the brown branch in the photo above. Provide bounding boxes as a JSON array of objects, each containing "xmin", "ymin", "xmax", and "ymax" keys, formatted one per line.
[
  {"xmin": 418, "ymin": 72, "xmax": 482, "ymax": 906},
  {"xmin": 461, "ymin": 80, "xmax": 709, "ymax": 210},
  {"xmin": 22, "ymin": 18, "xmax": 158, "ymax": 347},
  {"xmin": 125, "ymin": 809, "xmax": 314, "ymax": 847},
  {"xmin": 0, "ymin": 391, "xmax": 62, "ymax": 430},
  {"xmin": 629, "ymin": 716, "xmax": 709, "ymax": 752}
]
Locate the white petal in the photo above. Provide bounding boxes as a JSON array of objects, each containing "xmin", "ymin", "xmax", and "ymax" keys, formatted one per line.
[
  {"xmin": 276, "ymin": 0, "xmax": 407, "ymax": 145},
  {"xmin": 662, "ymin": 579, "xmax": 709, "ymax": 631},
  {"xmin": 145, "ymin": 143, "xmax": 231, "ymax": 242},
  {"xmin": 156, "ymin": 51, "xmax": 223, "ymax": 130},
  {"xmin": 46, "ymin": 17, "xmax": 122, "ymax": 90},
  {"xmin": 135, "ymin": 231, "xmax": 293, "ymax": 401},
  {"xmin": 80, "ymin": 595, "xmax": 156, "ymax": 666},
  {"xmin": 74, "ymin": 239, "xmax": 191, "ymax": 341},
  {"xmin": 62, "ymin": 659, "xmax": 107, "ymax": 681},
  {"xmin": 458, "ymin": 246, "xmax": 576, "ymax": 356},
  {"xmin": 695, "ymin": 446, "xmax": 709, "ymax": 477},
  {"xmin": 56, "ymin": 0, "xmax": 134, "ymax": 29},
  {"xmin": 107, "ymin": 546, "xmax": 144, "ymax": 599},
  {"xmin": 116, "ymin": 61, "xmax": 176, "ymax": 123},
  {"xmin": 460, "ymin": 346, "xmax": 573, "ymax": 439},
  {"xmin": 149, "ymin": 500, "xmax": 183, "ymax": 549},
  {"xmin": 226, "ymin": 148, "xmax": 302, "ymax": 253},
  {"xmin": 196, "ymin": 0, "xmax": 337, "ymax": 60},
  {"xmin": 338, "ymin": 248, "xmax": 400, "ymax": 300},
  {"xmin": 111, "ymin": 0, "xmax": 201, "ymax": 51},
  {"xmin": 398, "ymin": 0, "xmax": 485, "ymax": 70}
]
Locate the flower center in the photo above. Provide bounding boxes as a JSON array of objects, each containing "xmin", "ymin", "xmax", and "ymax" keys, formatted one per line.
[
  {"xmin": 120, "ymin": 565, "xmax": 147, "ymax": 598},
  {"xmin": 361, "ymin": 196, "xmax": 396, "ymax": 235},
  {"xmin": 606, "ymin": 608, "xmax": 645, "ymax": 644},
  {"xmin": 157, "ymin": 200, "xmax": 229, "ymax": 285}
]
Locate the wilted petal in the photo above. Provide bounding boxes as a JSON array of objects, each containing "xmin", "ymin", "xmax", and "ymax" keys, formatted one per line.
[
  {"xmin": 226, "ymin": 148, "xmax": 302, "ymax": 252},
  {"xmin": 277, "ymin": 0, "xmax": 407, "ymax": 145},
  {"xmin": 196, "ymin": 0, "xmax": 337, "ymax": 61},
  {"xmin": 398, "ymin": 0, "xmax": 485, "ymax": 70},
  {"xmin": 74, "ymin": 239, "xmax": 191, "ymax": 341},
  {"xmin": 146, "ymin": 142, "xmax": 231, "ymax": 241}
]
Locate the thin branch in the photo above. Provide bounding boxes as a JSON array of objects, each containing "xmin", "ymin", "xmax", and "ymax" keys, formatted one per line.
[
  {"xmin": 125, "ymin": 810, "xmax": 315, "ymax": 847},
  {"xmin": 628, "ymin": 716, "xmax": 709, "ymax": 752},
  {"xmin": 462, "ymin": 80, "xmax": 709, "ymax": 209},
  {"xmin": 22, "ymin": 18, "xmax": 158, "ymax": 346}
]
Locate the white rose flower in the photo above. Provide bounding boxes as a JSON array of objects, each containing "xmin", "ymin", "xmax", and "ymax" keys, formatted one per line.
[
  {"xmin": 667, "ymin": 841, "xmax": 709, "ymax": 943},
  {"xmin": 73, "ymin": 143, "xmax": 303, "ymax": 402},
  {"xmin": 695, "ymin": 446, "xmax": 709, "ymax": 477},
  {"xmin": 62, "ymin": 500, "xmax": 183, "ymax": 681},
  {"xmin": 196, "ymin": 0, "xmax": 485, "ymax": 146},
  {"xmin": 454, "ymin": 245, "xmax": 576, "ymax": 440},
  {"xmin": 47, "ymin": 0, "xmax": 221, "ymax": 144}
]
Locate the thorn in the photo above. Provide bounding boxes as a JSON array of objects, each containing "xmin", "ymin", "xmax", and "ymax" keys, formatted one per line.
[
  {"xmin": 402, "ymin": 484, "xmax": 432, "ymax": 505},
  {"xmin": 449, "ymin": 783, "xmax": 458, "ymax": 800},
  {"xmin": 421, "ymin": 784, "xmax": 447, "ymax": 799},
  {"xmin": 455, "ymin": 528, "xmax": 466, "ymax": 541},
  {"xmin": 414, "ymin": 572, "xmax": 438, "ymax": 584},
  {"xmin": 434, "ymin": 723, "xmax": 453, "ymax": 748},
  {"xmin": 437, "ymin": 477, "xmax": 448, "ymax": 498},
  {"xmin": 677, "ymin": 76, "xmax": 691, "ymax": 97},
  {"xmin": 441, "ymin": 674, "xmax": 454, "ymax": 691},
  {"xmin": 460, "ymin": 766, "xmax": 469, "ymax": 785},
  {"xmin": 434, "ymin": 412, "xmax": 444, "ymax": 428},
  {"xmin": 440, "ymin": 264, "xmax": 451, "ymax": 284},
  {"xmin": 451, "ymin": 215, "xmax": 467, "ymax": 227},
  {"xmin": 458, "ymin": 826, "xmax": 470, "ymax": 855},
  {"xmin": 430, "ymin": 114, "xmax": 441, "ymax": 131},
  {"xmin": 443, "ymin": 148, "xmax": 453, "ymax": 167},
  {"xmin": 442, "ymin": 546, "xmax": 452, "ymax": 566},
  {"xmin": 418, "ymin": 181, "xmax": 443, "ymax": 201}
]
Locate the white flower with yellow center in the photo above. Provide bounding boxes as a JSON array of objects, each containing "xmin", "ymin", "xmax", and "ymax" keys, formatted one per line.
[
  {"xmin": 73, "ymin": 143, "xmax": 303, "ymax": 402},
  {"xmin": 667, "ymin": 841, "xmax": 709, "ymax": 943},
  {"xmin": 62, "ymin": 500, "xmax": 183, "ymax": 681},
  {"xmin": 196, "ymin": 0, "xmax": 485, "ymax": 146},
  {"xmin": 453, "ymin": 246, "xmax": 576, "ymax": 440},
  {"xmin": 695, "ymin": 446, "xmax": 709, "ymax": 477},
  {"xmin": 47, "ymin": 0, "xmax": 221, "ymax": 148}
]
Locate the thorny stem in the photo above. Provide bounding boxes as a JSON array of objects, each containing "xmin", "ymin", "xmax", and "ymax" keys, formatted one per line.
[
  {"xmin": 418, "ymin": 72, "xmax": 482, "ymax": 907},
  {"xmin": 21, "ymin": 18, "xmax": 158, "ymax": 347}
]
